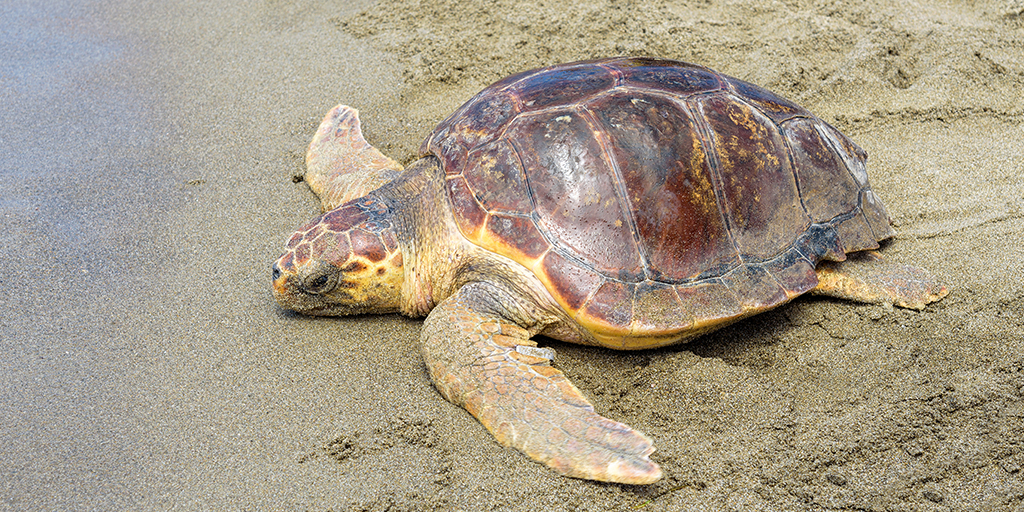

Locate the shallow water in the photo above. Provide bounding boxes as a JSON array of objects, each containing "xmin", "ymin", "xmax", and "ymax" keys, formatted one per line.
[
  {"xmin": 2, "ymin": 0, "xmax": 405, "ymax": 507},
  {"xmin": 1, "ymin": 1, "xmax": 181, "ymax": 508}
]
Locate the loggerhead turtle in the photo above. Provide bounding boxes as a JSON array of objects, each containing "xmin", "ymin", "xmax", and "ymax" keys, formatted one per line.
[{"xmin": 272, "ymin": 57, "xmax": 947, "ymax": 484}]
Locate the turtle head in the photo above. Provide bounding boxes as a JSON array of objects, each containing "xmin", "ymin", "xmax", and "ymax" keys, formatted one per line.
[{"xmin": 272, "ymin": 197, "xmax": 404, "ymax": 316}]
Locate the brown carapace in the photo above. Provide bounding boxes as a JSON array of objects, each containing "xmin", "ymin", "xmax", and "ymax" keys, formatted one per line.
[
  {"xmin": 426, "ymin": 57, "xmax": 904, "ymax": 348},
  {"xmin": 273, "ymin": 57, "xmax": 947, "ymax": 485}
]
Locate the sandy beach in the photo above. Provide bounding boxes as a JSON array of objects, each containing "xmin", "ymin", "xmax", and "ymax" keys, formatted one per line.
[{"xmin": 2, "ymin": 0, "xmax": 1022, "ymax": 509}]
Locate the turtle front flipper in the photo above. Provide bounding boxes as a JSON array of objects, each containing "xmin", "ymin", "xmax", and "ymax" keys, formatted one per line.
[
  {"xmin": 421, "ymin": 283, "xmax": 662, "ymax": 484},
  {"xmin": 304, "ymin": 105, "xmax": 404, "ymax": 211},
  {"xmin": 812, "ymin": 250, "xmax": 949, "ymax": 310}
]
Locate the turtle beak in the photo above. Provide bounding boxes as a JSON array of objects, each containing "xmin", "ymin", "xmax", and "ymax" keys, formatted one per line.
[{"xmin": 272, "ymin": 262, "xmax": 289, "ymax": 297}]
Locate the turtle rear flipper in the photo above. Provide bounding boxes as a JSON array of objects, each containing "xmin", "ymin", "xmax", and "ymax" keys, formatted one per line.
[
  {"xmin": 305, "ymin": 105, "xmax": 403, "ymax": 211},
  {"xmin": 421, "ymin": 282, "xmax": 663, "ymax": 485},
  {"xmin": 812, "ymin": 251, "xmax": 949, "ymax": 310}
]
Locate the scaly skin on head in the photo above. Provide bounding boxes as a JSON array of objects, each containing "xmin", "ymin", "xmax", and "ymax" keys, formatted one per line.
[
  {"xmin": 272, "ymin": 194, "xmax": 406, "ymax": 316},
  {"xmin": 272, "ymin": 157, "xmax": 474, "ymax": 319}
]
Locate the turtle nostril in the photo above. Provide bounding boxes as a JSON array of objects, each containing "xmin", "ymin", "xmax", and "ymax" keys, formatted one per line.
[{"xmin": 272, "ymin": 263, "xmax": 282, "ymax": 281}]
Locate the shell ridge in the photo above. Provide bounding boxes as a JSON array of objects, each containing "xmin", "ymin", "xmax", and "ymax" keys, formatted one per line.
[
  {"xmin": 505, "ymin": 89, "xmax": 526, "ymax": 116},
  {"xmin": 597, "ymin": 61, "xmax": 626, "ymax": 87},
  {"xmin": 683, "ymin": 95, "xmax": 744, "ymax": 268},
  {"xmin": 855, "ymin": 192, "xmax": 881, "ymax": 241},
  {"xmin": 505, "ymin": 136, "xmax": 565, "ymax": 256},
  {"xmin": 742, "ymin": 99, "xmax": 815, "ymax": 225},
  {"xmin": 577, "ymin": 106, "xmax": 653, "ymax": 282},
  {"xmin": 512, "ymin": 103, "xmax": 602, "ymax": 120},
  {"xmin": 610, "ymin": 86, "xmax": 724, "ymax": 103},
  {"xmin": 812, "ymin": 121, "xmax": 870, "ymax": 195},
  {"xmin": 498, "ymin": 135, "xmax": 538, "ymax": 214},
  {"xmin": 495, "ymin": 67, "xmax": 548, "ymax": 95}
]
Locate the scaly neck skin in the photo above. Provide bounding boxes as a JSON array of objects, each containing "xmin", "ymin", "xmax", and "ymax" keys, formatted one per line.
[{"xmin": 376, "ymin": 156, "xmax": 467, "ymax": 318}]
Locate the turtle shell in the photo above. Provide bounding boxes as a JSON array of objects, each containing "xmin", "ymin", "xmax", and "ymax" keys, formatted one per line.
[{"xmin": 421, "ymin": 57, "xmax": 895, "ymax": 349}]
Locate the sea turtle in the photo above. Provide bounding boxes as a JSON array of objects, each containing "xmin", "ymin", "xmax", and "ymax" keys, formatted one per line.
[{"xmin": 272, "ymin": 57, "xmax": 947, "ymax": 484}]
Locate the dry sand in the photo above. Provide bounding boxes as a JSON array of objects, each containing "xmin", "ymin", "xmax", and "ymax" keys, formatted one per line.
[{"xmin": 2, "ymin": 0, "xmax": 1022, "ymax": 510}]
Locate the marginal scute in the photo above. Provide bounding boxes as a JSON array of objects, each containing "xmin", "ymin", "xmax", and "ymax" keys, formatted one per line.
[
  {"xmin": 721, "ymin": 264, "xmax": 788, "ymax": 309},
  {"xmin": 674, "ymin": 280, "xmax": 743, "ymax": 327},
  {"xmin": 763, "ymin": 249, "xmax": 818, "ymax": 298},
  {"xmin": 861, "ymin": 189, "xmax": 896, "ymax": 240},
  {"xmin": 580, "ymin": 280, "xmax": 635, "ymax": 338},
  {"xmin": 795, "ymin": 223, "xmax": 846, "ymax": 262},
  {"xmin": 833, "ymin": 210, "xmax": 881, "ymax": 254},
  {"xmin": 540, "ymin": 249, "xmax": 606, "ymax": 312},
  {"xmin": 630, "ymin": 281, "xmax": 693, "ymax": 335}
]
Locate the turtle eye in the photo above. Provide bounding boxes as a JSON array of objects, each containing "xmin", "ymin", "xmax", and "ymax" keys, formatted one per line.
[{"xmin": 302, "ymin": 272, "xmax": 335, "ymax": 294}]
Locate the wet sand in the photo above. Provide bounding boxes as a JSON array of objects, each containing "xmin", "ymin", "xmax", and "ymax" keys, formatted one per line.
[{"xmin": 2, "ymin": 0, "xmax": 1022, "ymax": 509}]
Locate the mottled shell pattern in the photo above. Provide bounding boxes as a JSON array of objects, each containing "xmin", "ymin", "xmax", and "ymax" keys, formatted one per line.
[{"xmin": 422, "ymin": 57, "xmax": 894, "ymax": 348}]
